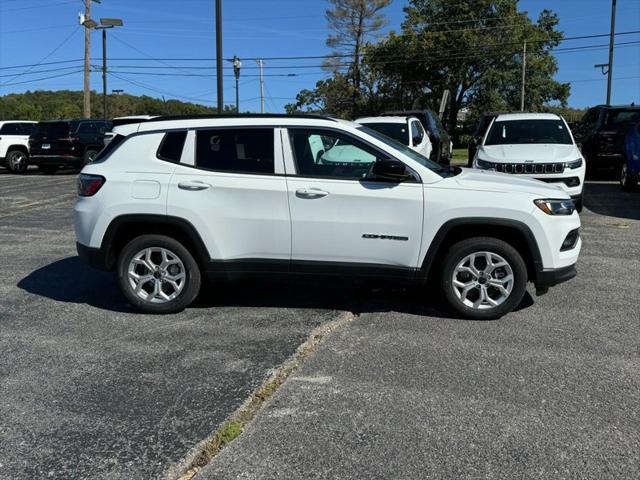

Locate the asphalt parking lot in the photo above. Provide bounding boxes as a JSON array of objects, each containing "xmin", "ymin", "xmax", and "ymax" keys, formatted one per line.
[{"xmin": 1, "ymin": 169, "xmax": 639, "ymax": 479}]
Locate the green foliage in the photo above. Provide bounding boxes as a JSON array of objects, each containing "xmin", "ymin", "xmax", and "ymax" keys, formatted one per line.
[{"xmin": 0, "ymin": 90, "xmax": 217, "ymax": 121}]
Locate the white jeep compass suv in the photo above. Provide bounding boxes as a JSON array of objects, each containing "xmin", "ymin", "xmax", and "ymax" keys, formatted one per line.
[
  {"xmin": 472, "ymin": 113, "xmax": 586, "ymax": 212},
  {"xmin": 75, "ymin": 114, "xmax": 581, "ymax": 320}
]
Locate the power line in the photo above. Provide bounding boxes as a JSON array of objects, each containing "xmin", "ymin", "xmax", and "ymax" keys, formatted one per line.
[
  {"xmin": 0, "ymin": 70, "xmax": 83, "ymax": 87},
  {"xmin": 0, "ymin": 1, "xmax": 78, "ymax": 13}
]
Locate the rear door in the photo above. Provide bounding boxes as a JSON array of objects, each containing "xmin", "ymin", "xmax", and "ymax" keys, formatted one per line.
[
  {"xmin": 167, "ymin": 127, "xmax": 291, "ymax": 269},
  {"xmin": 283, "ymin": 127, "xmax": 424, "ymax": 273}
]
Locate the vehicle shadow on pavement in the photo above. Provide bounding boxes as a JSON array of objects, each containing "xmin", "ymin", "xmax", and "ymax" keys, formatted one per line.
[
  {"xmin": 584, "ymin": 181, "xmax": 640, "ymax": 221},
  {"xmin": 18, "ymin": 256, "xmax": 533, "ymax": 320},
  {"xmin": 17, "ymin": 256, "xmax": 133, "ymax": 313}
]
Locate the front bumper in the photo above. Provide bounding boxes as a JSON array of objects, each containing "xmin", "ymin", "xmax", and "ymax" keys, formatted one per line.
[{"xmin": 533, "ymin": 264, "xmax": 577, "ymax": 288}]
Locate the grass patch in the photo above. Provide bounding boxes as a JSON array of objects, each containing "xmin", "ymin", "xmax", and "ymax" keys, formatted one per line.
[
  {"xmin": 177, "ymin": 312, "xmax": 356, "ymax": 480},
  {"xmin": 451, "ymin": 148, "xmax": 468, "ymax": 166}
]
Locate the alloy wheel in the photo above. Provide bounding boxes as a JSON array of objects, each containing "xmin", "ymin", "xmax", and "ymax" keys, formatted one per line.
[
  {"xmin": 452, "ymin": 251, "xmax": 514, "ymax": 310},
  {"xmin": 127, "ymin": 247, "xmax": 186, "ymax": 303},
  {"xmin": 9, "ymin": 151, "xmax": 27, "ymax": 173}
]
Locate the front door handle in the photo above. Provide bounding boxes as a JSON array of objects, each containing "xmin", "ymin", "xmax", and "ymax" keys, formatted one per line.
[
  {"xmin": 178, "ymin": 181, "xmax": 211, "ymax": 191},
  {"xmin": 296, "ymin": 187, "xmax": 329, "ymax": 199}
]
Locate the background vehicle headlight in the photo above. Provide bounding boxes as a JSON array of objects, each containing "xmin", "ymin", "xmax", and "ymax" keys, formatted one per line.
[
  {"xmin": 565, "ymin": 158, "xmax": 583, "ymax": 169},
  {"xmin": 476, "ymin": 158, "xmax": 495, "ymax": 170},
  {"xmin": 534, "ymin": 199, "xmax": 575, "ymax": 215}
]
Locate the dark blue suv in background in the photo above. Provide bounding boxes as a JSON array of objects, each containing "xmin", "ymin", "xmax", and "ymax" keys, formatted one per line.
[{"xmin": 621, "ymin": 121, "xmax": 640, "ymax": 191}]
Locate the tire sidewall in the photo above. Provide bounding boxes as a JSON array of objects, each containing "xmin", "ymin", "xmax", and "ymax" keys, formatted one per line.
[
  {"xmin": 441, "ymin": 237, "xmax": 528, "ymax": 320},
  {"xmin": 117, "ymin": 235, "xmax": 201, "ymax": 314},
  {"xmin": 7, "ymin": 150, "xmax": 28, "ymax": 174}
]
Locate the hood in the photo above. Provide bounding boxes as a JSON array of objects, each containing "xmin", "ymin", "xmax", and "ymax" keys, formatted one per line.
[
  {"xmin": 453, "ymin": 168, "xmax": 568, "ymax": 198},
  {"xmin": 479, "ymin": 144, "xmax": 580, "ymax": 163}
]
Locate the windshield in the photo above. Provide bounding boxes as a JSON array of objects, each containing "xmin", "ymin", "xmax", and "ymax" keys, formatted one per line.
[
  {"xmin": 605, "ymin": 109, "xmax": 640, "ymax": 125},
  {"xmin": 485, "ymin": 119, "xmax": 573, "ymax": 145},
  {"xmin": 357, "ymin": 125, "xmax": 443, "ymax": 172},
  {"xmin": 34, "ymin": 122, "xmax": 70, "ymax": 137},
  {"xmin": 360, "ymin": 122, "xmax": 408, "ymax": 145}
]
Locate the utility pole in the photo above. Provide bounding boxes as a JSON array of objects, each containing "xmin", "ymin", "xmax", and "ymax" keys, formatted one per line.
[
  {"xmin": 102, "ymin": 28, "xmax": 107, "ymax": 120},
  {"xmin": 83, "ymin": 0, "xmax": 92, "ymax": 118},
  {"xmin": 606, "ymin": 0, "xmax": 617, "ymax": 105},
  {"xmin": 520, "ymin": 39, "xmax": 527, "ymax": 112},
  {"xmin": 232, "ymin": 56, "xmax": 241, "ymax": 113},
  {"xmin": 257, "ymin": 59, "xmax": 265, "ymax": 113},
  {"xmin": 215, "ymin": 0, "xmax": 223, "ymax": 113}
]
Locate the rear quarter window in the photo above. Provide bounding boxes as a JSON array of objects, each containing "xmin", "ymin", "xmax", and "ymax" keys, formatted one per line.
[{"xmin": 157, "ymin": 131, "xmax": 188, "ymax": 163}]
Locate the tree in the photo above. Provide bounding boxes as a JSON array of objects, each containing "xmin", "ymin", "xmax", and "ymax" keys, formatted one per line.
[
  {"xmin": 323, "ymin": 0, "xmax": 392, "ymax": 116},
  {"xmin": 367, "ymin": 0, "xmax": 570, "ymax": 139}
]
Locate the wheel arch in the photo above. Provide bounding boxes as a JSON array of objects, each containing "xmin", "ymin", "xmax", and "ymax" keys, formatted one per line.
[
  {"xmin": 6, "ymin": 144, "xmax": 29, "ymax": 155},
  {"xmin": 419, "ymin": 218, "xmax": 543, "ymax": 283},
  {"xmin": 101, "ymin": 214, "xmax": 210, "ymax": 271}
]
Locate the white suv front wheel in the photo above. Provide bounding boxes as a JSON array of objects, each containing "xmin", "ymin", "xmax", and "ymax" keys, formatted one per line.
[
  {"xmin": 441, "ymin": 237, "xmax": 528, "ymax": 320},
  {"xmin": 117, "ymin": 235, "xmax": 201, "ymax": 314}
]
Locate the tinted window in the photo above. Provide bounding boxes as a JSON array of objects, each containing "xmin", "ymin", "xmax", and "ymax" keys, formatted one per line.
[
  {"xmin": 411, "ymin": 121, "xmax": 424, "ymax": 143},
  {"xmin": 0, "ymin": 123, "xmax": 21, "ymax": 135},
  {"xmin": 362, "ymin": 123, "xmax": 408, "ymax": 145},
  {"xmin": 582, "ymin": 108, "xmax": 599, "ymax": 125},
  {"xmin": 605, "ymin": 109, "xmax": 640, "ymax": 125},
  {"xmin": 34, "ymin": 122, "xmax": 70, "ymax": 137},
  {"xmin": 289, "ymin": 129, "xmax": 380, "ymax": 179},
  {"xmin": 77, "ymin": 122, "xmax": 98, "ymax": 134},
  {"xmin": 485, "ymin": 120, "xmax": 573, "ymax": 145},
  {"xmin": 20, "ymin": 123, "xmax": 36, "ymax": 135},
  {"xmin": 196, "ymin": 128, "xmax": 273, "ymax": 174},
  {"xmin": 157, "ymin": 131, "xmax": 187, "ymax": 163}
]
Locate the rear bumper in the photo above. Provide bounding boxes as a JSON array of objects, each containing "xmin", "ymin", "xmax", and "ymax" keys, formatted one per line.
[
  {"xmin": 76, "ymin": 242, "xmax": 110, "ymax": 271},
  {"xmin": 534, "ymin": 264, "xmax": 577, "ymax": 288},
  {"xmin": 30, "ymin": 154, "xmax": 83, "ymax": 166}
]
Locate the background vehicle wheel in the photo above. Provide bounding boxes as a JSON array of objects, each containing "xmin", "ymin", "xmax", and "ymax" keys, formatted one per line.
[
  {"xmin": 117, "ymin": 235, "xmax": 201, "ymax": 314},
  {"xmin": 6, "ymin": 149, "xmax": 29, "ymax": 174},
  {"xmin": 574, "ymin": 193, "xmax": 584, "ymax": 213},
  {"xmin": 440, "ymin": 237, "xmax": 528, "ymax": 320},
  {"xmin": 620, "ymin": 162, "xmax": 637, "ymax": 191},
  {"xmin": 83, "ymin": 149, "xmax": 99, "ymax": 167},
  {"xmin": 38, "ymin": 165, "xmax": 58, "ymax": 174}
]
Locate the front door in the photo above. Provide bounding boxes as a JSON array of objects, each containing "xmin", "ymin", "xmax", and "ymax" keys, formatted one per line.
[{"xmin": 283, "ymin": 128, "xmax": 424, "ymax": 272}]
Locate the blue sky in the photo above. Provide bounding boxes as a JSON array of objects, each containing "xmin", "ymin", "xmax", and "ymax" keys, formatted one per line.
[{"xmin": 0, "ymin": 0, "xmax": 638, "ymax": 112}]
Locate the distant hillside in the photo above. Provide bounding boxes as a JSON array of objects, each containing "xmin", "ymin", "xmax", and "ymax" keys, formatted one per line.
[{"xmin": 0, "ymin": 90, "xmax": 227, "ymax": 121}]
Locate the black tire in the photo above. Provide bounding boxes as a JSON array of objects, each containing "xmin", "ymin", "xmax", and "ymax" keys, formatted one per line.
[
  {"xmin": 6, "ymin": 149, "xmax": 29, "ymax": 174},
  {"xmin": 620, "ymin": 162, "xmax": 638, "ymax": 192},
  {"xmin": 574, "ymin": 194, "xmax": 584, "ymax": 213},
  {"xmin": 440, "ymin": 237, "xmax": 528, "ymax": 320},
  {"xmin": 117, "ymin": 235, "xmax": 201, "ymax": 314},
  {"xmin": 83, "ymin": 149, "xmax": 99, "ymax": 167},
  {"xmin": 38, "ymin": 165, "xmax": 58, "ymax": 174}
]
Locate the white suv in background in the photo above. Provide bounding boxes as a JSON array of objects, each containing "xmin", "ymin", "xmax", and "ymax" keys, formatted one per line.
[
  {"xmin": 356, "ymin": 116, "xmax": 432, "ymax": 159},
  {"xmin": 0, "ymin": 120, "xmax": 37, "ymax": 173},
  {"xmin": 472, "ymin": 113, "xmax": 586, "ymax": 211},
  {"xmin": 75, "ymin": 114, "xmax": 581, "ymax": 320}
]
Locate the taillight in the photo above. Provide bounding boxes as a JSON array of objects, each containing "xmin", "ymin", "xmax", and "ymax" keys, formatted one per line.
[{"xmin": 78, "ymin": 174, "xmax": 106, "ymax": 197}]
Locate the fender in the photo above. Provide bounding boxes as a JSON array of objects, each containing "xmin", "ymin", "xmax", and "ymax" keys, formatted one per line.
[{"xmin": 418, "ymin": 217, "xmax": 543, "ymax": 280}]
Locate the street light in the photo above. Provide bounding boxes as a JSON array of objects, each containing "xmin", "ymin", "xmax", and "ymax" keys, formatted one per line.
[{"xmin": 83, "ymin": 17, "xmax": 124, "ymax": 120}]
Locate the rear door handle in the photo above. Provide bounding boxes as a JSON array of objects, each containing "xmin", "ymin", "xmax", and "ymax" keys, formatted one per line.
[
  {"xmin": 296, "ymin": 187, "xmax": 329, "ymax": 199},
  {"xmin": 178, "ymin": 181, "xmax": 211, "ymax": 191}
]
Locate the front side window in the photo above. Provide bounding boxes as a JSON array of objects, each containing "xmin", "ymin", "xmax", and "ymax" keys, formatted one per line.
[
  {"xmin": 289, "ymin": 129, "xmax": 380, "ymax": 179},
  {"xmin": 157, "ymin": 131, "xmax": 187, "ymax": 163},
  {"xmin": 485, "ymin": 120, "xmax": 573, "ymax": 146},
  {"xmin": 196, "ymin": 128, "xmax": 274, "ymax": 174}
]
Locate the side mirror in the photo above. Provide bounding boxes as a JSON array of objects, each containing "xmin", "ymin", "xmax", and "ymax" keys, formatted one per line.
[
  {"xmin": 369, "ymin": 159, "xmax": 411, "ymax": 182},
  {"xmin": 412, "ymin": 135, "xmax": 423, "ymax": 146}
]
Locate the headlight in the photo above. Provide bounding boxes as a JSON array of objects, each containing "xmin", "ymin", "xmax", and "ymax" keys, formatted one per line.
[
  {"xmin": 476, "ymin": 158, "xmax": 495, "ymax": 170},
  {"xmin": 534, "ymin": 198, "xmax": 575, "ymax": 215},
  {"xmin": 565, "ymin": 158, "xmax": 583, "ymax": 169}
]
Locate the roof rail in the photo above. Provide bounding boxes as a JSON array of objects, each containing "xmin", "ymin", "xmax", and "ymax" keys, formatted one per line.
[{"xmin": 145, "ymin": 113, "xmax": 339, "ymax": 123}]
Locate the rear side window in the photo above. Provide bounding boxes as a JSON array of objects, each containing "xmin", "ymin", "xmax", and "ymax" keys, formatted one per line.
[
  {"xmin": 0, "ymin": 123, "xmax": 21, "ymax": 135},
  {"xmin": 157, "ymin": 131, "xmax": 187, "ymax": 163},
  {"xmin": 195, "ymin": 128, "xmax": 274, "ymax": 174},
  {"xmin": 77, "ymin": 122, "xmax": 98, "ymax": 134}
]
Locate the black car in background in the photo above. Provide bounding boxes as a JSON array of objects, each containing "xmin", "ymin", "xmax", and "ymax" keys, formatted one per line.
[
  {"xmin": 573, "ymin": 104, "xmax": 640, "ymax": 174},
  {"xmin": 29, "ymin": 119, "xmax": 111, "ymax": 173},
  {"xmin": 383, "ymin": 109, "xmax": 452, "ymax": 165}
]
